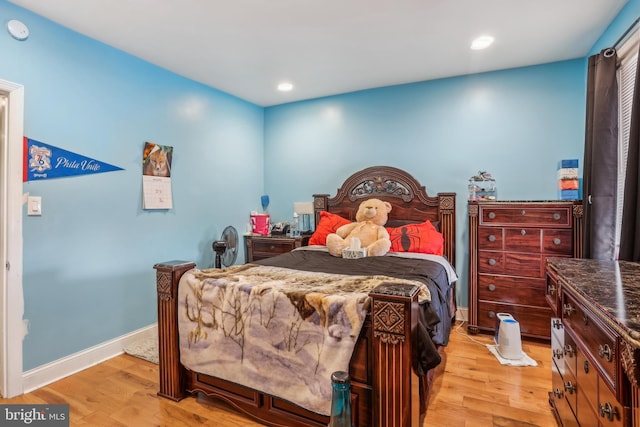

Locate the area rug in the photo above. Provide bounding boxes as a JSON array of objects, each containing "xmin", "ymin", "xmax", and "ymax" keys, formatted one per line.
[{"xmin": 124, "ymin": 336, "xmax": 158, "ymax": 364}]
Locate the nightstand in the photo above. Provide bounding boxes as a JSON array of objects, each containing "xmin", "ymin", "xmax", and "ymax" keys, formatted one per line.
[{"xmin": 244, "ymin": 235, "xmax": 309, "ymax": 262}]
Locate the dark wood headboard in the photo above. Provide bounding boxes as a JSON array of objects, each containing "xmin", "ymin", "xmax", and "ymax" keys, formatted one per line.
[{"xmin": 313, "ymin": 165, "xmax": 456, "ymax": 268}]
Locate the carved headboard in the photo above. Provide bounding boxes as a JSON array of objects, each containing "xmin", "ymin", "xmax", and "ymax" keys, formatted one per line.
[{"xmin": 313, "ymin": 165, "xmax": 456, "ymax": 268}]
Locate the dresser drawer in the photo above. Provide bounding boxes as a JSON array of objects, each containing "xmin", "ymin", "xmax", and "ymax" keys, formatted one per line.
[
  {"xmin": 478, "ymin": 251, "xmax": 542, "ymax": 277},
  {"xmin": 480, "ymin": 206, "xmax": 572, "ymax": 227},
  {"xmin": 252, "ymin": 239, "xmax": 296, "ymax": 255},
  {"xmin": 598, "ymin": 376, "xmax": 625, "ymax": 427},
  {"xmin": 504, "ymin": 228, "xmax": 541, "ymax": 252},
  {"xmin": 477, "ymin": 301, "xmax": 551, "ymax": 337},
  {"xmin": 542, "ymin": 229, "xmax": 573, "ymax": 254},
  {"xmin": 551, "ymin": 367, "xmax": 580, "ymax": 427},
  {"xmin": 562, "ymin": 292, "xmax": 617, "ymax": 392},
  {"xmin": 478, "ymin": 227, "xmax": 503, "ymax": 250},
  {"xmin": 478, "ymin": 274, "xmax": 546, "ymax": 307},
  {"xmin": 577, "ymin": 345, "xmax": 598, "ymax": 417}
]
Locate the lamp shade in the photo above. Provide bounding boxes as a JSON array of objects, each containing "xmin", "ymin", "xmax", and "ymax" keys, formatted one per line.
[{"xmin": 294, "ymin": 201, "xmax": 315, "ymax": 215}]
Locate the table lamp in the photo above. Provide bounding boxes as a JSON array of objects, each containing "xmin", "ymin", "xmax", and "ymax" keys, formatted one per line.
[{"xmin": 294, "ymin": 201, "xmax": 315, "ymax": 235}]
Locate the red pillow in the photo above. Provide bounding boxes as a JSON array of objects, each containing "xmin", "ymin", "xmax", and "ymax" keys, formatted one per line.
[
  {"xmin": 386, "ymin": 220, "xmax": 444, "ymax": 256},
  {"xmin": 308, "ymin": 211, "xmax": 351, "ymax": 246}
]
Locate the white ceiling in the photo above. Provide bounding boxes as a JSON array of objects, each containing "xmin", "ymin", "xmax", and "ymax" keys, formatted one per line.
[{"xmin": 8, "ymin": 0, "xmax": 629, "ymax": 106}]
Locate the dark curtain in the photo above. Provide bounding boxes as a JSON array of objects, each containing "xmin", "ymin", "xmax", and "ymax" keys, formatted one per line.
[
  {"xmin": 619, "ymin": 44, "xmax": 640, "ymax": 261},
  {"xmin": 582, "ymin": 49, "xmax": 618, "ymax": 260}
]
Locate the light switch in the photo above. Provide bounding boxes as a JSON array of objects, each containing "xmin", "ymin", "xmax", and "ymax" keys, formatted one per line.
[{"xmin": 27, "ymin": 196, "xmax": 41, "ymax": 216}]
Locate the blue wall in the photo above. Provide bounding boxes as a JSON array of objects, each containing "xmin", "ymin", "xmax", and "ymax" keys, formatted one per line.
[
  {"xmin": 3, "ymin": 0, "xmax": 639, "ymax": 373},
  {"xmin": 264, "ymin": 60, "xmax": 587, "ymax": 308},
  {"xmin": 0, "ymin": 1, "xmax": 264, "ymax": 370}
]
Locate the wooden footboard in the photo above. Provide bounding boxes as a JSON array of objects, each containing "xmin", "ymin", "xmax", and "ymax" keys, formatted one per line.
[{"xmin": 155, "ymin": 261, "xmax": 435, "ymax": 427}]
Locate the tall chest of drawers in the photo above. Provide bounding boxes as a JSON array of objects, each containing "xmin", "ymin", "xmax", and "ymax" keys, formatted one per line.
[{"xmin": 467, "ymin": 200, "xmax": 583, "ymax": 339}]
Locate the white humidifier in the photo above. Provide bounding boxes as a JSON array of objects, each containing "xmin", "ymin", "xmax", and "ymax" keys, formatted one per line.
[{"xmin": 494, "ymin": 313, "xmax": 523, "ymax": 359}]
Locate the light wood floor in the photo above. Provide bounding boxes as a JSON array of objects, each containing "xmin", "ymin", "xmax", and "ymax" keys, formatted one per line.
[{"xmin": 0, "ymin": 322, "xmax": 557, "ymax": 426}]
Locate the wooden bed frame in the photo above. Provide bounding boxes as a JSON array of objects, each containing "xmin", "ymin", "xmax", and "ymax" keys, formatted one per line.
[{"xmin": 154, "ymin": 165, "xmax": 456, "ymax": 427}]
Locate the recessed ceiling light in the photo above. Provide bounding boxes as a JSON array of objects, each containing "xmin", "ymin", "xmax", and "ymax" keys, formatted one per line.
[
  {"xmin": 470, "ymin": 35, "xmax": 494, "ymax": 50},
  {"xmin": 277, "ymin": 82, "xmax": 294, "ymax": 92}
]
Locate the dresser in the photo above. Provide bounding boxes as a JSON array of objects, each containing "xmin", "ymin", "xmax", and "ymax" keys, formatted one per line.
[
  {"xmin": 467, "ymin": 200, "xmax": 583, "ymax": 339},
  {"xmin": 244, "ymin": 235, "xmax": 309, "ymax": 262},
  {"xmin": 546, "ymin": 258, "xmax": 640, "ymax": 427}
]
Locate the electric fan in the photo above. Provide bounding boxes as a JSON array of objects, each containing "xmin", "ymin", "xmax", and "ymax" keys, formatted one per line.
[{"xmin": 212, "ymin": 225, "xmax": 239, "ymax": 268}]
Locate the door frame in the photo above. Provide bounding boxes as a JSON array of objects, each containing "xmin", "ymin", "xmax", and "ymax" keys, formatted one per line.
[{"xmin": 0, "ymin": 78, "xmax": 24, "ymax": 398}]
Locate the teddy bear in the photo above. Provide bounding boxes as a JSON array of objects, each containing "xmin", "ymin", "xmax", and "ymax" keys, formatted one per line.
[{"xmin": 326, "ymin": 198, "xmax": 392, "ymax": 257}]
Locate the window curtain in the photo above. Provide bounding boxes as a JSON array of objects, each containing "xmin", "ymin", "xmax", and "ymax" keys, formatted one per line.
[
  {"xmin": 582, "ymin": 49, "xmax": 618, "ymax": 260},
  {"xmin": 619, "ymin": 44, "xmax": 640, "ymax": 262}
]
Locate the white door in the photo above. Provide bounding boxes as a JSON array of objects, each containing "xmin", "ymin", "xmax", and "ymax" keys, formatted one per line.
[{"xmin": 0, "ymin": 79, "xmax": 24, "ymax": 398}]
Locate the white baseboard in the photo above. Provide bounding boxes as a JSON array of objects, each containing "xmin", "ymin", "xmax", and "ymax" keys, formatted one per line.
[
  {"xmin": 22, "ymin": 324, "xmax": 157, "ymax": 394},
  {"xmin": 456, "ymin": 306, "xmax": 468, "ymax": 322}
]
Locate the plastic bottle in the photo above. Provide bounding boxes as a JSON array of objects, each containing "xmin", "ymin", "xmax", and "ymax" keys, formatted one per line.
[
  {"xmin": 328, "ymin": 371, "xmax": 352, "ymax": 427},
  {"xmin": 291, "ymin": 212, "xmax": 300, "ymax": 237}
]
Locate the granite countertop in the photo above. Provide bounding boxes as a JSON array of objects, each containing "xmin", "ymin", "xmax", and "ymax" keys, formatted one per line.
[{"xmin": 547, "ymin": 257, "xmax": 640, "ymax": 343}]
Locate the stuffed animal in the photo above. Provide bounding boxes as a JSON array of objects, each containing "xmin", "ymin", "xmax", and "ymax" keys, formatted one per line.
[{"xmin": 326, "ymin": 198, "xmax": 392, "ymax": 257}]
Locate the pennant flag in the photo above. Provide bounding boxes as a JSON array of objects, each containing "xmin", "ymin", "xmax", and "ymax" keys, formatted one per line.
[{"xmin": 23, "ymin": 137, "xmax": 124, "ymax": 182}]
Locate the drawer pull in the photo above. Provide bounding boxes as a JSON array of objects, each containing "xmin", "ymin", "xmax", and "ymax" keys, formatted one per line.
[
  {"xmin": 553, "ymin": 388, "xmax": 564, "ymax": 399},
  {"xmin": 488, "ymin": 311, "xmax": 495, "ymax": 318},
  {"xmin": 270, "ymin": 245, "xmax": 276, "ymax": 250},
  {"xmin": 598, "ymin": 344, "xmax": 612, "ymax": 362},
  {"xmin": 520, "ymin": 229, "xmax": 526, "ymax": 236},
  {"xmin": 563, "ymin": 303, "xmax": 575, "ymax": 317},
  {"xmin": 488, "ymin": 212, "xmax": 496, "ymax": 219},
  {"xmin": 553, "ymin": 238, "xmax": 561, "ymax": 245},
  {"xmin": 488, "ymin": 234, "xmax": 496, "ymax": 242},
  {"xmin": 488, "ymin": 284, "xmax": 496, "ymax": 291},
  {"xmin": 563, "ymin": 381, "xmax": 575, "ymax": 394},
  {"xmin": 553, "ymin": 349, "xmax": 564, "ymax": 360},
  {"xmin": 521, "ymin": 210, "xmax": 526, "ymax": 216},
  {"xmin": 599, "ymin": 402, "xmax": 618, "ymax": 421},
  {"xmin": 583, "ymin": 314, "xmax": 589, "ymax": 325},
  {"xmin": 564, "ymin": 345, "xmax": 575, "ymax": 358},
  {"xmin": 553, "ymin": 213, "xmax": 561, "ymax": 220},
  {"xmin": 552, "ymin": 319, "xmax": 563, "ymax": 329},
  {"xmin": 488, "ymin": 258, "xmax": 496, "ymax": 266},
  {"xmin": 548, "ymin": 284, "xmax": 556, "ymax": 295},
  {"xmin": 583, "ymin": 360, "xmax": 589, "ymax": 373}
]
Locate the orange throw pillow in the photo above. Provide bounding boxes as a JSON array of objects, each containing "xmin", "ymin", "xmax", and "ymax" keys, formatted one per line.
[
  {"xmin": 308, "ymin": 211, "xmax": 351, "ymax": 246},
  {"xmin": 386, "ymin": 220, "xmax": 444, "ymax": 256}
]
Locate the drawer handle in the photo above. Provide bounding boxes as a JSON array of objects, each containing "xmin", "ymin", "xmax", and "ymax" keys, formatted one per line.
[
  {"xmin": 598, "ymin": 344, "xmax": 612, "ymax": 362},
  {"xmin": 564, "ymin": 345, "xmax": 575, "ymax": 358},
  {"xmin": 553, "ymin": 238, "xmax": 561, "ymax": 245},
  {"xmin": 488, "ymin": 311, "xmax": 495, "ymax": 318},
  {"xmin": 488, "ymin": 234, "xmax": 496, "ymax": 242},
  {"xmin": 599, "ymin": 402, "xmax": 618, "ymax": 421},
  {"xmin": 488, "ymin": 284, "xmax": 496, "ymax": 291},
  {"xmin": 488, "ymin": 258, "xmax": 496, "ymax": 266},
  {"xmin": 553, "ymin": 349, "xmax": 564, "ymax": 360},
  {"xmin": 553, "ymin": 213, "xmax": 561, "ymax": 221},
  {"xmin": 583, "ymin": 314, "xmax": 589, "ymax": 325},
  {"xmin": 548, "ymin": 284, "xmax": 556, "ymax": 295},
  {"xmin": 520, "ymin": 229, "xmax": 526, "ymax": 236},
  {"xmin": 563, "ymin": 381, "xmax": 575, "ymax": 394},
  {"xmin": 583, "ymin": 360, "xmax": 589, "ymax": 373},
  {"xmin": 521, "ymin": 210, "xmax": 526, "ymax": 216},
  {"xmin": 553, "ymin": 388, "xmax": 564, "ymax": 399},
  {"xmin": 488, "ymin": 212, "xmax": 496, "ymax": 219},
  {"xmin": 552, "ymin": 319, "xmax": 563, "ymax": 329},
  {"xmin": 563, "ymin": 303, "xmax": 575, "ymax": 317}
]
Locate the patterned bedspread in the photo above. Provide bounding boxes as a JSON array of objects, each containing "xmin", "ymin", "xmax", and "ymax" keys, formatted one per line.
[{"xmin": 177, "ymin": 263, "xmax": 430, "ymax": 416}]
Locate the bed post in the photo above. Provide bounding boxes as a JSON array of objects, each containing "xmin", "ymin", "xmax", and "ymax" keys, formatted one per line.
[
  {"xmin": 437, "ymin": 192, "xmax": 456, "ymax": 269},
  {"xmin": 154, "ymin": 260, "xmax": 196, "ymax": 401},
  {"xmin": 369, "ymin": 283, "xmax": 421, "ymax": 427}
]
